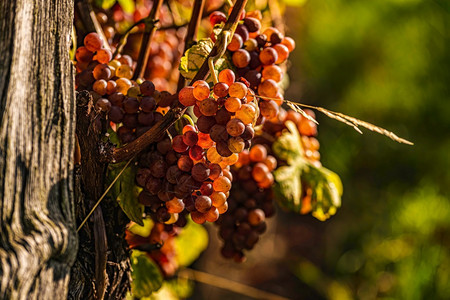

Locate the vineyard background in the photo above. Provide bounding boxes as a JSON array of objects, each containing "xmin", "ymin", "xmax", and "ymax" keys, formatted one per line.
[{"xmin": 190, "ymin": 1, "xmax": 450, "ymax": 299}]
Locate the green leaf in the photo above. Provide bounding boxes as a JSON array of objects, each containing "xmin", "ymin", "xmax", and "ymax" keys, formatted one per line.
[
  {"xmin": 94, "ymin": 0, "xmax": 116, "ymax": 10},
  {"xmin": 178, "ymin": 39, "xmax": 233, "ymax": 83},
  {"xmin": 273, "ymin": 165, "xmax": 303, "ymax": 211},
  {"xmin": 128, "ymin": 218, "xmax": 154, "ymax": 237},
  {"xmin": 108, "ymin": 162, "xmax": 144, "ymax": 225},
  {"xmin": 118, "ymin": 0, "xmax": 134, "ymax": 14},
  {"xmin": 174, "ymin": 218, "xmax": 208, "ymax": 267},
  {"xmin": 303, "ymin": 164, "xmax": 343, "ymax": 221},
  {"xmin": 131, "ymin": 250, "xmax": 164, "ymax": 298},
  {"xmin": 272, "ymin": 120, "xmax": 306, "ymax": 165}
]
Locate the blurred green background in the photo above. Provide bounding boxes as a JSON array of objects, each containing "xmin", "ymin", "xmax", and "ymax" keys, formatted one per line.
[
  {"xmin": 284, "ymin": 0, "xmax": 450, "ymax": 298},
  {"xmin": 194, "ymin": 0, "xmax": 449, "ymax": 299}
]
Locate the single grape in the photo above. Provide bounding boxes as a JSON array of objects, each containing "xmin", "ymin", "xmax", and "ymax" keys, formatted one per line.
[
  {"xmin": 189, "ymin": 145, "xmax": 204, "ymax": 161},
  {"xmin": 224, "ymin": 97, "xmax": 242, "ymax": 113},
  {"xmin": 76, "ymin": 46, "xmax": 94, "ymax": 62},
  {"xmin": 227, "ymin": 34, "xmax": 243, "ymax": 52},
  {"xmin": 197, "ymin": 132, "xmax": 214, "ymax": 149},
  {"xmin": 232, "ymin": 49, "xmax": 251, "ymax": 68},
  {"xmin": 259, "ymin": 99, "xmax": 279, "ymax": 119},
  {"xmin": 140, "ymin": 80, "xmax": 155, "ymax": 96},
  {"xmin": 95, "ymin": 49, "xmax": 112, "ymax": 64},
  {"xmin": 123, "ymin": 97, "xmax": 140, "ymax": 113},
  {"xmin": 281, "ymin": 37, "xmax": 296, "ymax": 52},
  {"xmin": 228, "ymin": 136, "xmax": 245, "ymax": 153},
  {"xmin": 213, "ymin": 176, "xmax": 232, "ymax": 192},
  {"xmin": 178, "ymin": 86, "xmax": 197, "ymax": 107},
  {"xmin": 213, "ymin": 82, "xmax": 229, "ymax": 98},
  {"xmin": 258, "ymin": 79, "xmax": 278, "ymax": 98},
  {"xmin": 259, "ymin": 47, "xmax": 278, "ymax": 65},
  {"xmin": 273, "ymin": 44, "xmax": 289, "ymax": 64},
  {"xmin": 177, "ymin": 155, "xmax": 193, "ymax": 172},
  {"xmin": 226, "ymin": 119, "xmax": 245, "ymax": 137},
  {"xmin": 249, "ymin": 144, "xmax": 267, "ymax": 162},
  {"xmin": 215, "ymin": 107, "xmax": 232, "ymax": 125},
  {"xmin": 193, "ymin": 80, "xmax": 210, "ymax": 101},
  {"xmin": 218, "ymin": 69, "xmax": 235, "ymax": 86},
  {"xmin": 235, "ymin": 104, "xmax": 257, "ymax": 125},
  {"xmin": 209, "ymin": 124, "xmax": 229, "ymax": 142},
  {"xmin": 172, "ymin": 135, "xmax": 189, "ymax": 153},
  {"xmin": 228, "ymin": 82, "xmax": 248, "ymax": 99},
  {"xmin": 84, "ymin": 32, "xmax": 103, "ymax": 52},
  {"xmin": 197, "ymin": 116, "xmax": 216, "ymax": 133},
  {"xmin": 199, "ymin": 97, "xmax": 218, "ymax": 116}
]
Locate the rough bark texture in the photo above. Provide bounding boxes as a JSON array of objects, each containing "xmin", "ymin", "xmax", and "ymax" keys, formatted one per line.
[
  {"xmin": 0, "ymin": 0, "xmax": 77, "ymax": 299},
  {"xmin": 68, "ymin": 93, "xmax": 131, "ymax": 300}
]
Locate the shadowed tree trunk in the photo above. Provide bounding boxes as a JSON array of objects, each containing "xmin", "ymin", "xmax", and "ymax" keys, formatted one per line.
[{"xmin": 0, "ymin": 0, "xmax": 78, "ymax": 299}]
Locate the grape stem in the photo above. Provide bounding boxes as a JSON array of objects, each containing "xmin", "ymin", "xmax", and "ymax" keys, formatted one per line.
[
  {"xmin": 177, "ymin": 0, "xmax": 206, "ymax": 91},
  {"xmin": 112, "ymin": 19, "xmax": 145, "ymax": 59},
  {"xmin": 75, "ymin": 0, "xmax": 111, "ymax": 51},
  {"xmin": 108, "ymin": 0, "xmax": 248, "ymax": 163},
  {"xmin": 132, "ymin": 0, "xmax": 164, "ymax": 80}
]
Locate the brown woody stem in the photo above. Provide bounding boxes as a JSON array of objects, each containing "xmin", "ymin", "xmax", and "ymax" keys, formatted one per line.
[
  {"xmin": 177, "ymin": 0, "xmax": 206, "ymax": 91},
  {"xmin": 132, "ymin": 0, "xmax": 164, "ymax": 80}
]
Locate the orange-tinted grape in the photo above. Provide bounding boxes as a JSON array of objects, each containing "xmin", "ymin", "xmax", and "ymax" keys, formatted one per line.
[
  {"xmin": 205, "ymin": 207, "xmax": 220, "ymax": 222},
  {"xmin": 84, "ymin": 32, "xmax": 103, "ymax": 52},
  {"xmin": 213, "ymin": 176, "xmax": 232, "ymax": 192},
  {"xmin": 207, "ymin": 146, "xmax": 222, "ymax": 164},
  {"xmin": 226, "ymin": 119, "xmax": 245, "ymax": 137},
  {"xmin": 218, "ymin": 69, "xmax": 235, "ymax": 86},
  {"xmin": 106, "ymin": 80, "xmax": 117, "ymax": 94},
  {"xmin": 116, "ymin": 64, "xmax": 133, "ymax": 79},
  {"xmin": 178, "ymin": 86, "xmax": 197, "ymax": 106},
  {"xmin": 211, "ymin": 192, "xmax": 227, "ymax": 207},
  {"xmin": 262, "ymin": 27, "xmax": 280, "ymax": 41},
  {"xmin": 93, "ymin": 64, "xmax": 111, "ymax": 80},
  {"xmin": 199, "ymin": 97, "xmax": 218, "ymax": 116},
  {"xmin": 95, "ymin": 49, "xmax": 112, "ymax": 64},
  {"xmin": 259, "ymin": 47, "xmax": 278, "ymax": 65},
  {"xmin": 258, "ymin": 79, "xmax": 278, "ymax": 98},
  {"xmin": 273, "ymin": 44, "xmax": 289, "ymax": 64},
  {"xmin": 259, "ymin": 99, "xmax": 279, "ymax": 119},
  {"xmin": 262, "ymin": 65, "xmax": 283, "ymax": 82},
  {"xmin": 191, "ymin": 211, "xmax": 206, "ymax": 224},
  {"xmin": 221, "ymin": 152, "xmax": 239, "ymax": 165},
  {"xmin": 248, "ymin": 208, "xmax": 265, "ymax": 226},
  {"xmin": 213, "ymin": 82, "xmax": 229, "ymax": 98},
  {"xmin": 281, "ymin": 37, "xmax": 296, "ymax": 52},
  {"xmin": 258, "ymin": 172, "xmax": 274, "ymax": 189},
  {"xmin": 249, "ymin": 144, "xmax": 267, "ymax": 162},
  {"xmin": 227, "ymin": 34, "xmax": 243, "ymax": 52},
  {"xmin": 172, "ymin": 135, "xmax": 189, "ymax": 153},
  {"xmin": 115, "ymin": 78, "xmax": 132, "ymax": 94},
  {"xmin": 93, "ymin": 79, "xmax": 107, "ymax": 95},
  {"xmin": 118, "ymin": 55, "xmax": 133, "ymax": 67},
  {"xmin": 232, "ymin": 49, "xmax": 251, "ymax": 68},
  {"xmin": 217, "ymin": 202, "xmax": 228, "ymax": 214},
  {"xmin": 182, "ymin": 125, "xmax": 197, "ymax": 134},
  {"xmin": 235, "ymin": 104, "xmax": 257, "ymax": 125},
  {"xmin": 263, "ymin": 155, "xmax": 277, "ymax": 171},
  {"xmin": 198, "ymin": 132, "xmax": 214, "ymax": 149},
  {"xmin": 224, "ymin": 97, "xmax": 242, "ymax": 113},
  {"xmin": 228, "ymin": 82, "xmax": 248, "ymax": 99},
  {"xmin": 252, "ymin": 162, "xmax": 269, "ymax": 182},
  {"xmin": 166, "ymin": 198, "xmax": 185, "ymax": 213},
  {"xmin": 193, "ymin": 80, "xmax": 210, "ymax": 101},
  {"xmin": 243, "ymin": 38, "xmax": 258, "ymax": 51},
  {"xmin": 209, "ymin": 163, "xmax": 223, "ymax": 180},
  {"xmin": 76, "ymin": 46, "xmax": 94, "ymax": 62},
  {"xmin": 228, "ymin": 136, "xmax": 245, "ymax": 153}
]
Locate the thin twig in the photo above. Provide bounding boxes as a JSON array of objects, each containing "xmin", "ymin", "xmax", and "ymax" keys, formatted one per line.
[
  {"xmin": 75, "ymin": 0, "xmax": 111, "ymax": 51},
  {"xmin": 77, "ymin": 157, "xmax": 134, "ymax": 232},
  {"xmin": 113, "ymin": 20, "xmax": 145, "ymax": 59},
  {"xmin": 132, "ymin": 0, "xmax": 164, "ymax": 80},
  {"xmin": 178, "ymin": 268, "xmax": 290, "ymax": 300},
  {"xmin": 177, "ymin": 0, "xmax": 206, "ymax": 91}
]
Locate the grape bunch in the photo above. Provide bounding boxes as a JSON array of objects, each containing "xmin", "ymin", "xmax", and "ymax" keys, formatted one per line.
[
  {"xmin": 209, "ymin": 8, "xmax": 296, "ymax": 123},
  {"xmin": 215, "ymin": 144, "xmax": 277, "ymax": 262},
  {"xmin": 178, "ymin": 68, "xmax": 260, "ymax": 158},
  {"xmin": 92, "ymin": 2, "xmax": 185, "ymax": 92},
  {"xmin": 136, "ymin": 124, "xmax": 232, "ymax": 226},
  {"xmin": 74, "ymin": 32, "xmax": 178, "ymax": 144}
]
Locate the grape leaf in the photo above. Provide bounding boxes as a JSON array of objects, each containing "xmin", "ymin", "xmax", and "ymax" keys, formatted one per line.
[
  {"xmin": 178, "ymin": 38, "xmax": 232, "ymax": 82},
  {"xmin": 94, "ymin": 0, "xmax": 116, "ymax": 10},
  {"xmin": 273, "ymin": 165, "xmax": 303, "ymax": 212},
  {"xmin": 108, "ymin": 162, "xmax": 144, "ymax": 226},
  {"xmin": 271, "ymin": 120, "xmax": 343, "ymax": 220},
  {"xmin": 130, "ymin": 250, "xmax": 164, "ymax": 298},
  {"xmin": 302, "ymin": 164, "xmax": 343, "ymax": 221},
  {"xmin": 272, "ymin": 120, "xmax": 306, "ymax": 165},
  {"xmin": 174, "ymin": 218, "xmax": 208, "ymax": 267}
]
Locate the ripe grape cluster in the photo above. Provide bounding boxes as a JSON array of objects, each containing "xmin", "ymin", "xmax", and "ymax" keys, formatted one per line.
[
  {"xmin": 136, "ymin": 123, "xmax": 232, "ymax": 226},
  {"xmin": 92, "ymin": 3, "xmax": 184, "ymax": 92},
  {"xmin": 75, "ymin": 32, "xmax": 178, "ymax": 144},
  {"xmin": 209, "ymin": 8, "xmax": 296, "ymax": 124},
  {"xmin": 215, "ymin": 144, "xmax": 277, "ymax": 262}
]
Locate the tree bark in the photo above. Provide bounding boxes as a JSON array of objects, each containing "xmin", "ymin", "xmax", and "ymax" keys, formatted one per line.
[{"xmin": 0, "ymin": 0, "xmax": 77, "ymax": 299}]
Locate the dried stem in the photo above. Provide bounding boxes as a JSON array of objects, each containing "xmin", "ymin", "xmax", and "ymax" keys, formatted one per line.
[
  {"xmin": 177, "ymin": 0, "xmax": 206, "ymax": 91},
  {"xmin": 132, "ymin": 0, "xmax": 164, "ymax": 80},
  {"xmin": 75, "ymin": 0, "xmax": 111, "ymax": 51},
  {"xmin": 110, "ymin": 0, "xmax": 248, "ymax": 163},
  {"xmin": 178, "ymin": 268, "xmax": 289, "ymax": 300}
]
